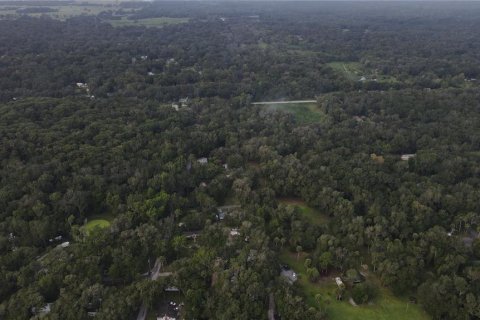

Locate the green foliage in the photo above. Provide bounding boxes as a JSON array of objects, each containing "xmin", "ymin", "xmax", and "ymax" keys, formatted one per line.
[
  {"xmin": 143, "ymin": 192, "xmax": 169, "ymax": 221},
  {"xmin": 1, "ymin": 3, "xmax": 480, "ymax": 320},
  {"xmin": 351, "ymin": 282, "xmax": 378, "ymax": 304}
]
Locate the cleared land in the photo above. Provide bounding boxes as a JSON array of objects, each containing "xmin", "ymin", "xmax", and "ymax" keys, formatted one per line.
[
  {"xmin": 84, "ymin": 214, "xmax": 113, "ymax": 234},
  {"xmin": 278, "ymin": 197, "xmax": 329, "ymax": 225},
  {"xmin": 327, "ymin": 61, "xmax": 398, "ymax": 84},
  {"xmin": 328, "ymin": 62, "xmax": 364, "ymax": 81},
  {"xmin": 109, "ymin": 17, "xmax": 189, "ymax": 28},
  {"xmin": 279, "ymin": 250, "xmax": 430, "ymax": 320},
  {"xmin": 255, "ymin": 101, "xmax": 325, "ymax": 124},
  {"xmin": 0, "ymin": 4, "xmax": 119, "ymax": 20},
  {"xmin": 0, "ymin": 2, "xmax": 189, "ymax": 28}
]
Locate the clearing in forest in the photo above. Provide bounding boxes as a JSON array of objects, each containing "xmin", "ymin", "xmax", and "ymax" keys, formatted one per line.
[
  {"xmin": 0, "ymin": 3, "xmax": 120, "ymax": 21},
  {"xmin": 327, "ymin": 62, "xmax": 364, "ymax": 81},
  {"xmin": 109, "ymin": 17, "xmax": 189, "ymax": 28},
  {"xmin": 279, "ymin": 250, "xmax": 430, "ymax": 320},
  {"xmin": 84, "ymin": 214, "xmax": 113, "ymax": 235},
  {"xmin": 327, "ymin": 61, "xmax": 398, "ymax": 84},
  {"xmin": 277, "ymin": 197, "xmax": 329, "ymax": 225},
  {"xmin": 255, "ymin": 101, "xmax": 325, "ymax": 124}
]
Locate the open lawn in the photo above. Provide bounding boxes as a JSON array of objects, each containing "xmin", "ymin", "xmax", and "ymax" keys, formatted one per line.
[
  {"xmin": 278, "ymin": 197, "xmax": 329, "ymax": 225},
  {"xmin": 109, "ymin": 17, "xmax": 189, "ymax": 28},
  {"xmin": 84, "ymin": 214, "xmax": 113, "ymax": 234},
  {"xmin": 279, "ymin": 250, "xmax": 430, "ymax": 320},
  {"xmin": 264, "ymin": 102, "xmax": 325, "ymax": 124},
  {"xmin": 327, "ymin": 61, "xmax": 399, "ymax": 84},
  {"xmin": 327, "ymin": 61, "xmax": 364, "ymax": 81}
]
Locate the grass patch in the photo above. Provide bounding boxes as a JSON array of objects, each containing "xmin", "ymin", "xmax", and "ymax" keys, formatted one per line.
[
  {"xmin": 0, "ymin": 4, "xmax": 119, "ymax": 20},
  {"xmin": 278, "ymin": 197, "xmax": 328, "ymax": 225},
  {"xmin": 266, "ymin": 102, "xmax": 325, "ymax": 124},
  {"xmin": 327, "ymin": 61, "xmax": 399, "ymax": 84},
  {"xmin": 109, "ymin": 17, "xmax": 189, "ymax": 28},
  {"xmin": 85, "ymin": 219, "xmax": 110, "ymax": 233},
  {"xmin": 327, "ymin": 61, "xmax": 364, "ymax": 81},
  {"xmin": 279, "ymin": 250, "xmax": 430, "ymax": 320},
  {"xmin": 84, "ymin": 213, "xmax": 113, "ymax": 235}
]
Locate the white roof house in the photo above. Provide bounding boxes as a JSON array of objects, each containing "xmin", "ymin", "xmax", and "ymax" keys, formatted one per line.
[
  {"xmin": 59, "ymin": 241, "xmax": 70, "ymax": 248},
  {"xmin": 32, "ymin": 303, "xmax": 52, "ymax": 316},
  {"xmin": 401, "ymin": 154, "xmax": 416, "ymax": 161},
  {"xmin": 197, "ymin": 157, "xmax": 208, "ymax": 164},
  {"xmin": 179, "ymin": 97, "xmax": 189, "ymax": 107},
  {"xmin": 281, "ymin": 269, "xmax": 298, "ymax": 284},
  {"xmin": 76, "ymin": 82, "xmax": 88, "ymax": 89}
]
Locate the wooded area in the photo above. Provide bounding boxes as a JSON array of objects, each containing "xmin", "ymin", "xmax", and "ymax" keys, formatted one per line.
[{"xmin": 0, "ymin": 1, "xmax": 479, "ymax": 319}]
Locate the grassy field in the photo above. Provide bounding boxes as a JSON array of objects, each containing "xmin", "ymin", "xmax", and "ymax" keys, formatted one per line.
[
  {"xmin": 84, "ymin": 214, "xmax": 113, "ymax": 234},
  {"xmin": 0, "ymin": 4, "xmax": 119, "ymax": 20},
  {"xmin": 278, "ymin": 197, "xmax": 329, "ymax": 225},
  {"xmin": 327, "ymin": 61, "xmax": 364, "ymax": 81},
  {"xmin": 0, "ymin": 1, "xmax": 190, "ymax": 28},
  {"xmin": 327, "ymin": 61, "xmax": 399, "ymax": 84},
  {"xmin": 265, "ymin": 102, "xmax": 325, "ymax": 124},
  {"xmin": 109, "ymin": 17, "xmax": 189, "ymax": 28},
  {"xmin": 279, "ymin": 250, "xmax": 430, "ymax": 320}
]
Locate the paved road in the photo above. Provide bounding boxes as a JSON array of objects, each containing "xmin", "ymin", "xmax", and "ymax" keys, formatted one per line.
[
  {"xmin": 268, "ymin": 293, "xmax": 275, "ymax": 320},
  {"xmin": 136, "ymin": 258, "xmax": 163, "ymax": 320},
  {"xmin": 150, "ymin": 258, "xmax": 163, "ymax": 281},
  {"xmin": 252, "ymin": 100, "xmax": 317, "ymax": 105},
  {"xmin": 136, "ymin": 305, "xmax": 147, "ymax": 320}
]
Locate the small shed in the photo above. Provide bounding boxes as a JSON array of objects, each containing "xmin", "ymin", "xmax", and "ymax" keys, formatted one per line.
[
  {"xmin": 76, "ymin": 82, "xmax": 88, "ymax": 89},
  {"xmin": 197, "ymin": 157, "xmax": 208, "ymax": 164},
  {"xmin": 59, "ymin": 241, "xmax": 70, "ymax": 248},
  {"xmin": 401, "ymin": 154, "xmax": 416, "ymax": 161}
]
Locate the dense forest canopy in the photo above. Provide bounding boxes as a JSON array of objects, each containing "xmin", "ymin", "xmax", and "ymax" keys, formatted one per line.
[{"xmin": 0, "ymin": 1, "xmax": 480, "ymax": 320}]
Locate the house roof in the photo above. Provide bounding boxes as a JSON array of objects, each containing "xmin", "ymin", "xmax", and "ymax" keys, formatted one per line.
[{"xmin": 281, "ymin": 269, "xmax": 298, "ymax": 284}]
